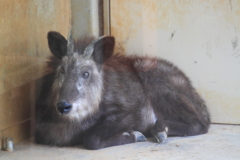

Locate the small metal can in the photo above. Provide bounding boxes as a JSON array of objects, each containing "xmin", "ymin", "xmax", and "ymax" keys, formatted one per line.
[{"xmin": 5, "ymin": 137, "xmax": 14, "ymax": 152}]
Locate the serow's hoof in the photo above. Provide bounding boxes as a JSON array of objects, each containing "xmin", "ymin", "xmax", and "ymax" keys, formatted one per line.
[
  {"xmin": 154, "ymin": 131, "xmax": 167, "ymax": 143},
  {"xmin": 130, "ymin": 131, "xmax": 147, "ymax": 142}
]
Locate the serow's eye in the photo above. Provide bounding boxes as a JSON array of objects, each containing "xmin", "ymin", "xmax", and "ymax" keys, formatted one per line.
[
  {"xmin": 82, "ymin": 72, "xmax": 89, "ymax": 78},
  {"xmin": 60, "ymin": 67, "xmax": 65, "ymax": 74}
]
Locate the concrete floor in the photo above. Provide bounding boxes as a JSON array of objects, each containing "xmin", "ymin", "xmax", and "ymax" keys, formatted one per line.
[{"xmin": 0, "ymin": 124, "xmax": 240, "ymax": 160}]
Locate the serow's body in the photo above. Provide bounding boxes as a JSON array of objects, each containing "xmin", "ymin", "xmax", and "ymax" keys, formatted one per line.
[{"xmin": 35, "ymin": 31, "xmax": 210, "ymax": 150}]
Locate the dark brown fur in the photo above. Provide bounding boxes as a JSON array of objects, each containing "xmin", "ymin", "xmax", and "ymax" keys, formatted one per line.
[{"xmin": 35, "ymin": 31, "xmax": 210, "ymax": 149}]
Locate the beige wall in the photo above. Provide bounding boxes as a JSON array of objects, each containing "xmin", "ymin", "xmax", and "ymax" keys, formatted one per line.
[
  {"xmin": 0, "ymin": 0, "xmax": 70, "ymax": 149},
  {"xmin": 111, "ymin": 0, "xmax": 240, "ymax": 124}
]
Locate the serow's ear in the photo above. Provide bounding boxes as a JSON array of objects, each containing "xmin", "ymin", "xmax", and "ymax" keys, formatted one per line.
[
  {"xmin": 92, "ymin": 36, "xmax": 115, "ymax": 64},
  {"xmin": 47, "ymin": 31, "xmax": 67, "ymax": 59}
]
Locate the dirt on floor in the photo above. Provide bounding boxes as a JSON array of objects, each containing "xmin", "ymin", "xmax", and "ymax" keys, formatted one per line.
[{"xmin": 0, "ymin": 124, "xmax": 240, "ymax": 160}]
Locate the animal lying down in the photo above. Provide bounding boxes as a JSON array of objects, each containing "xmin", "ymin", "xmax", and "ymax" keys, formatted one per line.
[{"xmin": 35, "ymin": 31, "xmax": 210, "ymax": 150}]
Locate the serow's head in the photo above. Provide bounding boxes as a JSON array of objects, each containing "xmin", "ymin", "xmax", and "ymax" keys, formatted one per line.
[{"xmin": 47, "ymin": 31, "xmax": 115, "ymax": 121}]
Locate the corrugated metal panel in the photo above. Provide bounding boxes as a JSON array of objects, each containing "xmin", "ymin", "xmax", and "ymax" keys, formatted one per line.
[{"xmin": 70, "ymin": 0, "xmax": 102, "ymax": 38}]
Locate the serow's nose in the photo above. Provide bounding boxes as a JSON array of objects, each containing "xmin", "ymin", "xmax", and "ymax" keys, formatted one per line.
[{"xmin": 57, "ymin": 101, "xmax": 72, "ymax": 114}]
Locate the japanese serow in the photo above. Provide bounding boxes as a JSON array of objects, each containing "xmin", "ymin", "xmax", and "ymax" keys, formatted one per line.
[{"xmin": 35, "ymin": 31, "xmax": 210, "ymax": 150}]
